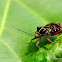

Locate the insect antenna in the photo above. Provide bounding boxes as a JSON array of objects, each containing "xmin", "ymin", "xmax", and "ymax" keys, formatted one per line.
[{"xmin": 10, "ymin": 28, "xmax": 34, "ymax": 36}]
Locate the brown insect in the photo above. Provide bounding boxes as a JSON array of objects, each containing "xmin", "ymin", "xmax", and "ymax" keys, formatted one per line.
[{"xmin": 26, "ymin": 22, "xmax": 62, "ymax": 52}]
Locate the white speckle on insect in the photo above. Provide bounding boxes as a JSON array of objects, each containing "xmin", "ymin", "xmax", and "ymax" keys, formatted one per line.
[
  {"xmin": 57, "ymin": 29, "xmax": 59, "ymax": 30},
  {"xmin": 55, "ymin": 29, "xmax": 56, "ymax": 31}
]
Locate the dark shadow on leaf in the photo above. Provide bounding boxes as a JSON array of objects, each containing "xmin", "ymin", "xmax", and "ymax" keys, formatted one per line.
[
  {"xmin": 25, "ymin": 35, "xmax": 57, "ymax": 55},
  {"xmin": 43, "ymin": 43, "xmax": 55, "ymax": 50}
]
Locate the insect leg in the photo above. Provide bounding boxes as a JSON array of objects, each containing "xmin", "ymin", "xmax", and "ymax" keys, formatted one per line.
[
  {"xmin": 59, "ymin": 34, "xmax": 62, "ymax": 37},
  {"xmin": 26, "ymin": 37, "xmax": 36, "ymax": 44},
  {"xmin": 46, "ymin": 37, "xmax": 60, "ymax": 43},
  {"xmin": 36, "ymin": 38, "xmax": 41, "ymax": 52},
  {"xmin": 46, "ymin": 37, "xmax": 55, "ymax": 43}
]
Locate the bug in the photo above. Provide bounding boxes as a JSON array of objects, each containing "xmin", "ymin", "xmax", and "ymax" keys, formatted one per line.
[
  {"xmin": 11, "ymin": 22, "xmax": 62, "ymax": 52},
  {"xmin": 26, "ymin": 22, "xmax": 62, "ymax": 52}
]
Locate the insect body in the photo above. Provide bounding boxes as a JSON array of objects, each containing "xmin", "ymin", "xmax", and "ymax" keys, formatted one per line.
[
  {"xmin": 11, "ymin": 22, "xmax": 62, "ymax": 52},
  {"xmin": 27, "ymin": 22, "xmax": 62, "ymax": 52}
]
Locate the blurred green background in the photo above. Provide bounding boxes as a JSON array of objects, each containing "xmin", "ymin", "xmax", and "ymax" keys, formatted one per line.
[{"xmin": 0, "ymin": 0, "xmax": 62, "ymax": 62}]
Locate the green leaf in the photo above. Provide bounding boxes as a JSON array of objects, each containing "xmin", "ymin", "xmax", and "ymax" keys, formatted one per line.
[{"xmin": 0, "ymin": 0, "xmax": 62, "ymax": 62}]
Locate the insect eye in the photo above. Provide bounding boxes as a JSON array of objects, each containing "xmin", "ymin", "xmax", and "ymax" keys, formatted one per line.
[
  {"xmin": 35, "ymin": 34, "xmax": 39, "ymax": 37},
  {"xmin": 36, "ymin": 35, "xmax": 39, "ymax": 37},
  {"xmin": 37, "ymin": 35, "xmax": 39, "ymax": 37}
]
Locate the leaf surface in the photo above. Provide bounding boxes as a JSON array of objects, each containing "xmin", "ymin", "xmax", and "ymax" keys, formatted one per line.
[{"xmin": 0, "ymin": 0, "xmax": 62, "ymax": 62}]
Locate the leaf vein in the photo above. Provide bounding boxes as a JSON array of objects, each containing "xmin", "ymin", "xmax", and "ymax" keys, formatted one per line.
[
  {"xmin": 0, "ymin": 0, "xmax": 11, "ymax": 36},
  {"xmin": 0, "ymin": 39, "xmax": 22, "ymax": 62}
]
